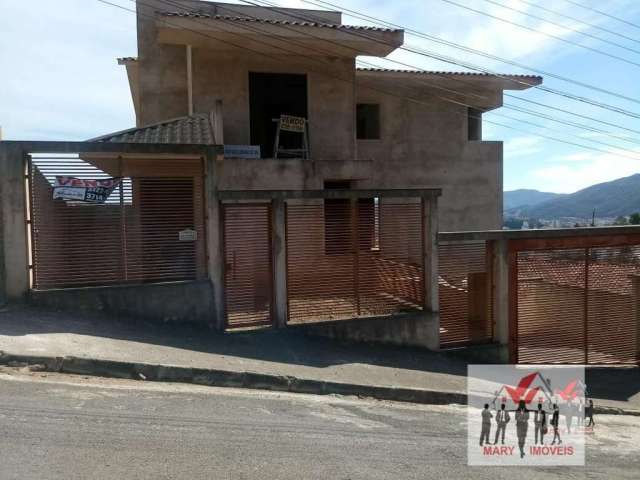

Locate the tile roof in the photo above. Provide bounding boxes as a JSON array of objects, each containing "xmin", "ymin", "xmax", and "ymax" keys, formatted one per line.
[
  {"xmin": 519, "ymin": 258, "xmax": 640, "ymax": 296},
  {"xmin": 157, "ymin": 11, "xmax": 402, "ymax": 32},
  {"xmin": 357, "ymin": 67, "xmax": 543, "ymax": 81},
  {"xmin": 88, "ymin": 114, "xmax": 215, "ymax": 144}
]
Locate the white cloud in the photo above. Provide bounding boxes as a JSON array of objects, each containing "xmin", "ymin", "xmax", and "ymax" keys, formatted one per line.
[
  {"xmin": 1, "ymin": 0, "xmax": 639, "ymax": 151},
  {"xmin": 549, "ymin": 152, "xmax": 593, "ymax": 163},
  {"xmin": 0, "ymin": 0, "xmax": 136, "ymax": 140},
  {"xmin": 504, "ymin": 135, "xmax": 542, "ymax": 157},
  {"xmin": 530, "ymin": 147, "xmax": 640, "ymax": 193}
]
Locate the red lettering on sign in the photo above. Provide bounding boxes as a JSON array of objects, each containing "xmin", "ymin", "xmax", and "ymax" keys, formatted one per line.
[{"xmin": 483, "ymin": 446, "xmax": 515, "ymax": 456}]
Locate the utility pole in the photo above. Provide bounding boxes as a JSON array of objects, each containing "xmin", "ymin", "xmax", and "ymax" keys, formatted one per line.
[{"xmin": 591, "ymin": 209, "xmax": 596, "ymax": 227}]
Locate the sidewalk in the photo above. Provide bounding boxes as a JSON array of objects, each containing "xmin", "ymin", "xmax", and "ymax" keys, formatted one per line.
[{"xmin": 0, "ymin": 305, "xmax": 638, "ymax": 414}]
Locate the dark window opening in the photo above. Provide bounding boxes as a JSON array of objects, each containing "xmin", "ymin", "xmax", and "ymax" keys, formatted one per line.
[
  {"xmin": 468, "ymin": 107, "xmax": 483, "ymax": 141},
  {"xmin": 356, "ymin": 104, "xmax": 380, "ymax": 140},
  {"xmin": 249, "ymin": 73, "xmax": 308, "ymax": 158},
  {"xmin": 323, "ymin": 181, "xmax": 377, "ymax": 254}
]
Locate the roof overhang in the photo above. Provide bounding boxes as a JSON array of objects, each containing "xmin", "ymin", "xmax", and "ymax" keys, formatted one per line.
[
  {"xmin": 356, "ymin": 68, "xmax": 543, "ymax": 111},
  {"xmin": 155, "ymin": 14, "xmax": 404, "ymax": 57},
  {"xmin": 356, "ymin": 68, "xmax": 542, "ymax": 91},
  {"xmin": 117, "ymin": 58, "xmax": 141, "ymax": 125}
]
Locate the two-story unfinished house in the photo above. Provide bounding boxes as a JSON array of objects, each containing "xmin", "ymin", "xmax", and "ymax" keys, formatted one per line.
[
  {"xmin": 111, "ymin": 0, "xmax": 541, "ymax": 232},
  {"xmin": 0, "ymin": 0, "xmax": 544, "ymax": 351}
]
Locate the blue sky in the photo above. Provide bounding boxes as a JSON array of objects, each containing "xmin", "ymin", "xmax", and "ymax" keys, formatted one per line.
[{"xmin": 1, "ymin": 0, "xmax": 639, "ymax": 193}]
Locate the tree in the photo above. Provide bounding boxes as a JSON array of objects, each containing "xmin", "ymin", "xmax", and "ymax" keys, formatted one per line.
[
  {"xmin": 614, "ymin": 216, "xmax": 628, "ymax": 225},
  {"xmin": 503, "ymin": 217, "xmax": 524, "ymax": 230},
  {"xmin": 629, "ymin": 213, "xmax": 640, "ymax": 225},
  {"xmin": 528, "ymin": 217, "xmax": 542, "ymax": 229}
]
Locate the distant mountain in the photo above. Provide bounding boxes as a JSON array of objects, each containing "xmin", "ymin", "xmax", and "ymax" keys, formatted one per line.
[
  {"xmin": 508, "ymin": 173, "xmax": 640, "ymax": 219},
  {"xmin": 504, "ymin": 189, "xmax": 565, "ymax": 211}
]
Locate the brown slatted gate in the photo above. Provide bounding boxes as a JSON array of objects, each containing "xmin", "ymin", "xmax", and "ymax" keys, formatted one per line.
[
  {"xmin": 514, "ymin": 242, "xmax": 639, "ymax": 364},
  {"xmin": 516, "ymin": 249, "xmax": 587, "ymax": 364},
  {"xmin": 438, "ymin": 241, "xmax": 493, "ymax": 347},
  {"xmin": 223, "ymin": 204, "xmax": 273, "ymax": 328},
  {"xmin": 286, "ymin": 200, "xmax": 423, "ymax": 324},
  {"xmin": 587, "ymin": 246, "xmax": 639, "ymax": 364},
  {"xmin": 28, "ymin": 155, "xmax": 206, "ymax": 289}
]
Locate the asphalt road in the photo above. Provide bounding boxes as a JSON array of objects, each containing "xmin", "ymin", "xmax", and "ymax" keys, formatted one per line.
[{"xmin": 0, "ymin": 368, "xmax": 638, "ymax": 479}]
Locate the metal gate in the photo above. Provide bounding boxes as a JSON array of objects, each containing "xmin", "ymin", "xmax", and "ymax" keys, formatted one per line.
[
  {"xmin": 286, "ymin": 199, "xmax": 423, "ymax": 324},
  {"xmin": 514, "ymin": 241, "xmax": 639, "ymax": 364},
  {"xmin": 438, "ymin": 241, "xmax": 493, "ymax": 347},
  {"xmin": 28, "ymin": 154, "xmax": 206, "ymax": 289},
  {"xmin": 223, "ymin": 203, "xmax": 273, "ymax": 328}
]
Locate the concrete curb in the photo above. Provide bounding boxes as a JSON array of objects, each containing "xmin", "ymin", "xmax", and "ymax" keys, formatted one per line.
[
  {"xmin": 0, "ymin": 352, "xmax": 467, "ymax": 406},
  {"xmin": 1, "ymin": 351, "xmax": 639, "ymax": 416}
]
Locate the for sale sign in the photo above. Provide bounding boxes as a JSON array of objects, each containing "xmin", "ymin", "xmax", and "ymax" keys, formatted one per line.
[
  {"xmin": 53, "ymin": 176, "xmax": 122, "ymax": 203},
  {"xmin": 279, "ymin": 114, "xmax": 306, "ymax": 133}
]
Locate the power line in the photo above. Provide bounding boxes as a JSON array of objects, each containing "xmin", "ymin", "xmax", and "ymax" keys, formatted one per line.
[
  {"xmin": 302, "ymin": 0, "xmax": 640, "ymax": 106},
  {"xmin": 500, "ymin": 103, "xmax": 640, "ymax": 147},
  {"xmin": 561, "ymin": 0, "xmax": 640, "ymax": 32},
  {"xmin": 489, "ymin": 110, "xmax": 640, "ymax": 156},
  {"xmin": 516, "ymin": 0, "xmax": 640, "ymax": 46},
  {"xmin": 194, "ymin": 0, "xmax": 640, "ymax": 147},
  {"xmin": 169, "ymin": 0, "xmax": 640, "ymax": 157},
  {"xmin": 156, "ymin": 0, "xmax": 494, "ymax": 104},
  {"xmin": 396, "ymin": 44, "xmax": 640, "ymax": 119},
  {"xmin": 480, "ymin": 0, "xmax": 640, "ymax": 56},
  {"xmin": 481, "ymin": 118, "xmax": 640, "ymax": 162},
  {"xmin": 300, "ymin": 0, "xmax": 640, "ymax": 118},
  {"xmin": 518, "ymin": 0, "xmax": 640, "ymax": 47},
  {"xmin": 163, "ymin": 0, "xmax": 640, "ymax": 146},
  {"xmin": 96, "ymin": 0, "xmax": 640, "ymax": 161},
  {"xmin": 236, "ymin": 0, "xmax": 640, "ymax": 132},
  {"xmin": 439, "ymin": 0, "xmax": 640, "ymax": 68},
  {"xmin": 504, "ymin": 94, "xmax": 640, "ymax": 137}
]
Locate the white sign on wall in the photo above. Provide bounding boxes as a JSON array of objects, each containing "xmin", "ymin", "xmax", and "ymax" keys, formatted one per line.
[
  {"xmin": 223, "ymin": 145, "xmax": 261, "ymax": 159},
  {"xmin": 179, "ymin": 229, "xmax": 198, "ymax": 242}
]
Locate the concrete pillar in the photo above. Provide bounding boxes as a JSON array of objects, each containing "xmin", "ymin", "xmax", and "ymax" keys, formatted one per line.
[
  {"xmin": 633, "ymin": 275, "xmax": 640, "ymax": 364},
  {"xmin": 422, "ymin": 195, "xmax": 439, "ymax": 312},
  {"xmin": 0, "ymin": 187, "xmax": 5, "ymax": 307},
  {"xmin": 492, "ymin": 238, "xmax": 511, "ymax": 362},
  {"xmin": 421, "ymin": 194, "xmax": 440, "ymax": 350},
  {"xmin": 205, "ymin": 151, "xmax": 225, "ymax": 330},
  {"xmin": 186, "ymin": 45, "xmax": 193, "ymax": 116},
  {"xmin": 0, "ymin": 143, "xmax": 29, "ymax": 302},
  {"xmin": 271, "ymin": 199, "xmax": 288, "ymax": 328}
]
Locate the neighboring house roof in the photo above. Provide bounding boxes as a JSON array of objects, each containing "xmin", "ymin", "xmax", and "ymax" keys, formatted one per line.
[
  {"xmin": 88, "ymin": 113, "xmax": 215, "ymax": 144},
  {"xmin": 356, "ymin": 67, "xmax": 543, "ymax": 82},
  {"xmin": 518, "ymin": 257, "xmax": 640, "ymax": 296},
  {"xmin": 157, "ymin": 11, "xmax": 402, "ymax": 32}
]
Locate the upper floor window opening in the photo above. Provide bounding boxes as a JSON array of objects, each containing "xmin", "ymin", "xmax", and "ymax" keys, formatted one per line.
[
  {"xmin": 356, "ymin": 103, "xmax": 381, "ymax": 140},
  {"xmin": 468, "ymin": 107, "xmax": 483, "ymax": 141}
]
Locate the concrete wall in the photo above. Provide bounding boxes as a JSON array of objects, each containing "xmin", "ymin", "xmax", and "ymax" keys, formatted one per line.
[
  {"xmin": 191, "ymin": 51, "xmax": 357, "ymax": 163},
  {"xmin": 29, "ymin": 280, "xmax": 216, "ymax": 327},
  {"xmin": 137, "ymin": 1, "xmax": 356, "ymax": 163},
  {"xmin": 134, "ymin": 1, "xmax": 504, "ymax": 231},
  {"xmin": 298, "ymin": 312, "xmax": 439, "ymax": 350},
  {"xmin": 0, "ymin": 143, "xmax": 29, "ymax": 302},
  {"xmin": 355, "ymin": 81, "xmax": 503, "ymax": 231}
]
